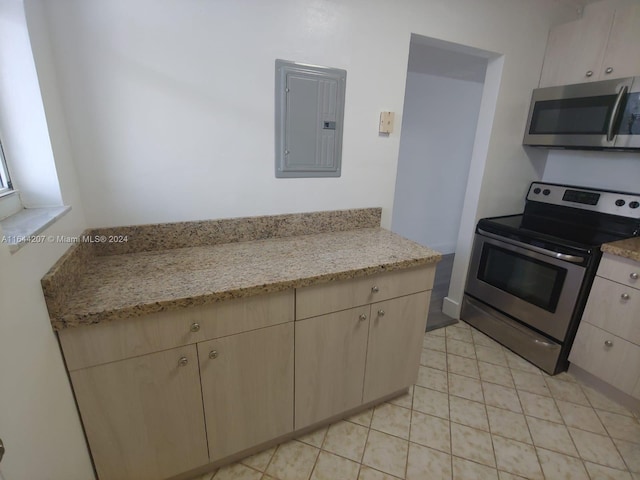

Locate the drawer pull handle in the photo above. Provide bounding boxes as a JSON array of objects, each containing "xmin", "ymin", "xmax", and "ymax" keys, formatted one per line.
[
  {"xmin": 621, "ymin": 293, "xmax": 630, "ymax": 301},
  {"xmin": 631, "ymin": 272, "xmax": 639, "ymax": 280},
  {"xmin": 209, "ymin": 350, "xmax": 219, "ymax": 359},
  {"xmin": 604, "ymin": 340, "xmax": 613, "ymax": 347},
  {"xmin": 178, "ymin": 356, "xmax": 189, "ymax": 367},
  {"xmin": 190, "ymin": 323, "xmax": 201, "ymax": 333},
  {"xmin": 378, "ymin": 309, "xmax": 386, "ymax": 317},
  {"xmin": 371, "ymin": 286, "xmax": 379, "ymax": 293},
  {"xmin": 359, "ymin": 314, "xmax": 367, "ymax": 322}
]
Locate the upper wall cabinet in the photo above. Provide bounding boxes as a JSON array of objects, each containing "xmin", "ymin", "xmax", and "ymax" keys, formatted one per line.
[{"xmin": 539, "ymin": 3, "xmax": 640, "ymax": 88}]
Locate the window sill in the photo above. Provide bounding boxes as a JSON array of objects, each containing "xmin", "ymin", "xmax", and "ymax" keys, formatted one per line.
[{"xmin": 0, "ymin": 205, "xmax": 71, "ymax": 253}]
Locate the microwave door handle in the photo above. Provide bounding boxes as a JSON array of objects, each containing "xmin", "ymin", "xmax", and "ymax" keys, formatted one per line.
[{"xmin": 606, "ymin": 85, "xmax": 629, "ymax": 142}]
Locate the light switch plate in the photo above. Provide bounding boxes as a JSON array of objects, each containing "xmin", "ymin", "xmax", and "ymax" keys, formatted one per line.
[{"xmin": 379, "ymin": 112, "xmax": 394, "ymax": 134}]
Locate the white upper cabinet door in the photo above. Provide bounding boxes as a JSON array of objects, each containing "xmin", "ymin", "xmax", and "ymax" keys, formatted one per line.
[
  {"xmin": 539, "ymin": 11, "xmax": 614, "ymax": 87},
  {"xmin": 601, "ymin": 3, "xmax": 640, "ymax": 81}
]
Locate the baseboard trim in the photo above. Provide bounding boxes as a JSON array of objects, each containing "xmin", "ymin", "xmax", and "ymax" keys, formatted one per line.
[{"xmin": 442, "ymin": 297, "xmax": 460, "ymax": 319}]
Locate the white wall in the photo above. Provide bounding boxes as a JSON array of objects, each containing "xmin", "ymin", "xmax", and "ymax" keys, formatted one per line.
[
  {"xmin": 543, "ymin": 150, "xmax": 640, "ymax": 192},
  {"xmin": 0, "ymin": 2, "xmax": 93, "ymax": 480},
  {"xmin": 391, "ymin": 72, "xmax": 484, "ymax": 254},
  {"xmin": 29, "ymin": 0, "xmax": 576, "ymax": 229},
  {"xmin": 0, "ymin": 1, "xmax": 578, "ymax": 477}
]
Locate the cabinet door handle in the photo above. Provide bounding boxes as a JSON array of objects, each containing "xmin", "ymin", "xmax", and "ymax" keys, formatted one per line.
[
  {"xmin": 178, "ymin": 356, "xmax": 189, "ymax": 367},
  {"xmin": 377, "ymin": 309, "xmax": 385, "ymax": 317},
  {"xmin": 585, "ymin": 70, "xmax": 593, "ymax": 77},
  {"xmin": 359, "ymin": 314, "xmax": 367, "ymax": 322},
  {"xmin": 190, "ymin": 323, "xmax": 201, "ymax": 332},
  {"xmin": 0, "ymin": 437, "xmax": 4, "ymax": 464},
  {"xmin": 371, "ymin": 286, "xmax": 379, "ymax": 293},
  {"xmin": 621, "ymin": 293, "xmax": 630, "ymax": 301},
  {"xmin": 605, "ymin": 67, "xmax": 613, "ymax": 74},
  {"xmin": 209, "ymin": 350, "xmax": 219, "ymax": 359},
  {"xmin": 604, "ymin": 340, "xmax": 613, "ymax": 347},
  {"xmin": 631, "ymin": 272, "xmax": 639, "ymax": 280}
]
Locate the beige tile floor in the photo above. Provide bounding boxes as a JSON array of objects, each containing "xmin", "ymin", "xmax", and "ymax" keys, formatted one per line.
[{"xmin": 196, "ymin": 320, "xmax": 640, "ymax": 480}]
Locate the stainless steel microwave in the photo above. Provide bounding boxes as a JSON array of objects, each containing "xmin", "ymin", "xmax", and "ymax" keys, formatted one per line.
[{"xmin": 523, "ymin": 76, "xmax": 640, "ymax": 150}]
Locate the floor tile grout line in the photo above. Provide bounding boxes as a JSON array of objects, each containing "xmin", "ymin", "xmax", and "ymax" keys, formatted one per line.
[
  {"xmin": 445, "ymin": 329, "xmax": 454, "ymax": 480},
  {"xmin": 542, "ymin": 372, "xmax": 593, "ymax": 470},
  {"xmin": 403, "ymin": 384, "xmax": 415, "ymax": 480}
]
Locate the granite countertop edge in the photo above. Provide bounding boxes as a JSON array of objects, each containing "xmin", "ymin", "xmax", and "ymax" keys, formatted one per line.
[
  {"xmin": 51, "ymin": 255, "xmax": 439, "ymax": 331},
  {"xmin": 44, "ymin": 209, "xmax": 442, "ymax": 331},
  {"xmin": 601, "ymin": 237, "xmax": 640, "ymax": 262}
]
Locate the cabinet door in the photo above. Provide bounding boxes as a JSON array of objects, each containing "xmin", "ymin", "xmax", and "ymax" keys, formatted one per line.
[
  {"xmin": 295, "ymin": 306, "xmax": 370, "ymax": 429},
  {"xmin": 363, "ymin": 291, "xmax": 430, "ymax": 403},
  {"xmin": 569, "ymin": 322, "xmax": 640, "ymax": 395},
  {"xmin": 601, "ymin": 3, "xmax": 640, "ymax": 80},
  {"xmin": 199, "ymin": 323, "xmax": 294, "ymax": 461},
  {"xmin": 582, "ymin": 276, "xmax": 640, "ymax": 345},
  {"xmin": 70, "ymin": 345, "xmax": 208, "ymax": 480},
  {"xmin": 539, "ymin": 12, "xmax": 613, "ymax": 87}
]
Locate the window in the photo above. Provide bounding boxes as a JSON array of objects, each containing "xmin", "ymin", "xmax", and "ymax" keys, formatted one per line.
[{"xmin": 0, "ymin": 139, "xmax": 12, "ymax": 195}]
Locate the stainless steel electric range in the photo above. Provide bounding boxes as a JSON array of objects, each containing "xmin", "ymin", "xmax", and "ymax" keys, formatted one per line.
[{"xmin": 461, "ymin": 182, "xmax": 640, "ymax": 375}]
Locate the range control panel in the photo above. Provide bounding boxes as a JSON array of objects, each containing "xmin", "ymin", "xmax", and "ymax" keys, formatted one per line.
[{"xmin": 527, "ymin": 182, "xmax": 640, "ymax": 218}]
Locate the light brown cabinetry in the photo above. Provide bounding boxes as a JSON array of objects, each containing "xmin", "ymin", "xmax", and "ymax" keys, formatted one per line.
[
  {"xmin": 295, "ymin": 306, "xmax": 370, "ymax": 429},
  {"xmin": 295, "ymin": 266, "xmax": 434, "ymax": 429},
  {"xmin": 60, "ymin": 292, "xmax": 294, "ymax": 480},
  {"xmin": 363, "ymin": 292, "xmax": 431, "ymax": 403},
  {"xmin": 59, "ymin": 264, "xmax": 436, "ymax": 479},
  {"xmin": 70, "ymin": 345, "xmax": 209, "ymax": 480},
  {"xmin": 569, "ymin": 253, "xmax": 640, "ymax": 399},
  {"xmin": 199, "ymin": 323, "xmax": 294, "ymax": 461},
  {"xmin": 539, "ymin": 4, "xmax": 640, "ymax": 88}
]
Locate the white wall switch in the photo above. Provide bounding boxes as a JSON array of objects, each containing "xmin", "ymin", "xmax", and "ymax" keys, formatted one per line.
[{"xmin": 379, "ymin": 112, "xmax": 395, "ymax": 134}]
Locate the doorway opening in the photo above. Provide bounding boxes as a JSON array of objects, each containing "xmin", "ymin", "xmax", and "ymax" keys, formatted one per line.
[{"xmin": 391, "ymin": 35, "xmax": 499, "ymax": 331}]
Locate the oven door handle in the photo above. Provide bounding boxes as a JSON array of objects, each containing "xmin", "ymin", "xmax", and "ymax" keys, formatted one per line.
[{"xmin": 477, "ymin": 228, "xmax": 585, "ymax": 264}]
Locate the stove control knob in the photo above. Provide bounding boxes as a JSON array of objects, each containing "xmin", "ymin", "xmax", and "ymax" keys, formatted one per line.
[
  {"xmin": 542, "ymin": 189, "xmax": 551, "ymax": 196},
  {"xmin": 629, "ymin": 201, "xmax": 640, "ymax": 209},
  {"xmin": 533, "ymin": 188, "xmax": 541, "ymax": 194},
  {"xmin": 615, "ymin": 199, "xmax": 626, "ymax": 207}
]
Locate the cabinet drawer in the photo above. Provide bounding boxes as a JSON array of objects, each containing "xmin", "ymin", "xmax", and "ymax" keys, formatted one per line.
[
  {"xmin": 59, "ymin": 290, "xmax": 294, "ymax": 370},
  {"xmin": 296, "ymin": 265, "xmax": 435, "ymax": 320},
  {"xmin": 582, "ymin": 276, "xmax": 640, "ymax": 345},
  {"xmin": 569, "ymin": 322, "xmax": 640, "ymax": 395},
  {"xmin": 597, "ymin": 254, "xmax": 640, "ymax": 288}
]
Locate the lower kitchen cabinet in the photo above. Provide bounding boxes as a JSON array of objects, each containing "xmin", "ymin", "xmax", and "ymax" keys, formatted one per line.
[
  {"xmin": 570, "ymin": 321, "xmax": 640, "ymax": 395},
  {"xmin": 198, "ymin": 323, "xmax": 294, "ymax": 461},
  {"xmin": 295, "ymin": 306, "xmax": 370, "ymax": 429},
  {"xmin": 363, "ymin": 291, "xmax": 430, "ymax": 403},
  {"xmin": 70, "ymin": 345, "xmax": 209, "ymax": 480},
  {"xmin": 295, "ymin": 290, "xmax": 431, "ymax": 428},
  {"xmin": 569, "ymin": 253, "xmax": 640, "ymax": 399}
]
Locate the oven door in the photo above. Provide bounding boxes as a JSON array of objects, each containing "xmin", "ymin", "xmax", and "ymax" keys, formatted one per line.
[{"xmin": 465, "ymin": 232, "xmax": 587, "ymax": 341}]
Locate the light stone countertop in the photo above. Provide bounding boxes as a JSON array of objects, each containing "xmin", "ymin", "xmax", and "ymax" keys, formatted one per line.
[
  {"xmin": 601, "ymin": 237, "xmax": 640, "ymax": 262},
  {"xmin": 48, "ymin": 227, "xmax": 440, "ymax": 330}
]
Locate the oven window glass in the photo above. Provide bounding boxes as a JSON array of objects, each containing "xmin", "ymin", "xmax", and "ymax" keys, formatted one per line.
[
  {"xmin": 529, "ymin": 95, "xmax": 616, "ymax": 135},
  {"xmin": 478, "ymin": 245, "xmax": 567, "ymax": 312}
]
